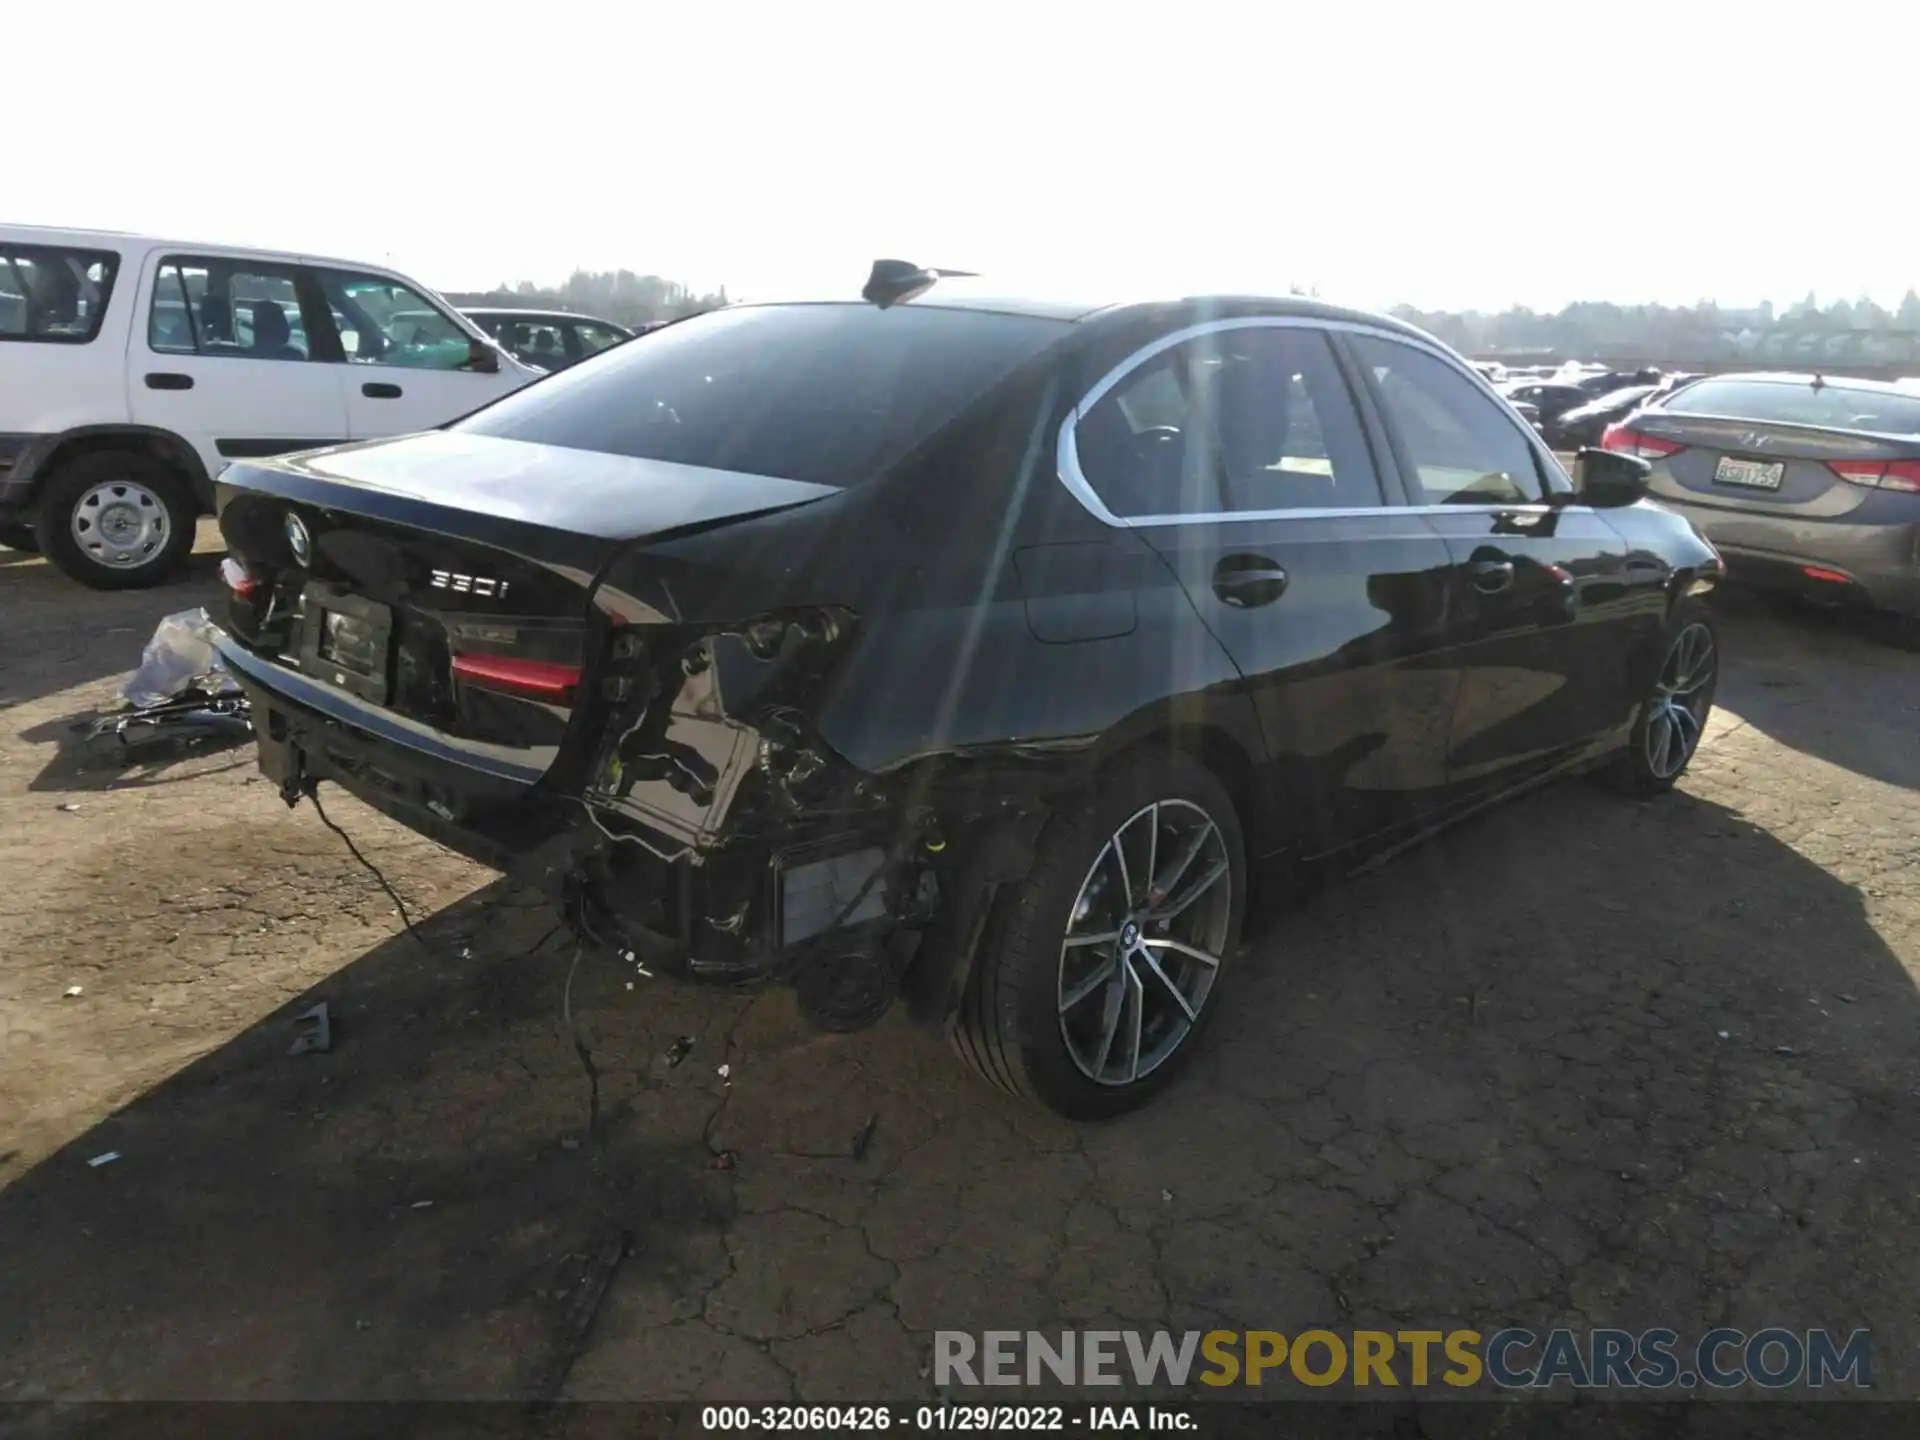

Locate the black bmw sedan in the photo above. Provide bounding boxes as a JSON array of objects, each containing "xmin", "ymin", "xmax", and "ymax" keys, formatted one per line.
[{"xmin": 210, "ymin": 264, "xmax": 1725, "ymax": 1118}]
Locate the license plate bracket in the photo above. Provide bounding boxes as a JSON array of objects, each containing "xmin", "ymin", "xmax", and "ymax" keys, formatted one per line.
[
  {"xmin": 1713, "ymin": 455, "xmax": 1785, "ymax": 490},
  {"xmin": 295, "ymin": 581, "xmax": 394, "ymax": 705}
]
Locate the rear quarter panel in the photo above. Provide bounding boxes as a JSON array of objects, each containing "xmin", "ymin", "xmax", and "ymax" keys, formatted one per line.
[{"xmin": 597, "ymin": 380, "xmax": 1265, "ymax": 827}]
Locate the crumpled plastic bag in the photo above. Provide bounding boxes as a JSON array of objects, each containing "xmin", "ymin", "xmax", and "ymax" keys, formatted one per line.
[{"xmin": 122, "ymin": 608, "xmax": 242, "ymax": 709}]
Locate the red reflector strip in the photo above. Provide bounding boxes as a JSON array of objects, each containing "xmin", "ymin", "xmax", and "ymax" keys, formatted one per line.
[
  {"xmin": 1802, "ymin": 566, "xmax": 1852, "ymax": 584},
  {"xmin": 450, "ymin": 653, "xmax": 582, "ymax": 703}
]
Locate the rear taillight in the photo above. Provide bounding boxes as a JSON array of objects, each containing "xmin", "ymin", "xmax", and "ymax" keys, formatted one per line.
[
  {"xmin": 1828, "ymin": 459, "xmax": 1920, "ymax": 494},
  {"xmin": 1600, "ymin": 424, "xmax": 1684, "ymax": 459},
  {"xmin": 450, "ymin": 653, "xmax": 582, "ymax": 705}
]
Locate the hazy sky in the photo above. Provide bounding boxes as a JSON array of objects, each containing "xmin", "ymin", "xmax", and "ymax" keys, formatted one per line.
[{"xmin": 13, "ymin": 1, "xmax": 1915, "ymax": 312}]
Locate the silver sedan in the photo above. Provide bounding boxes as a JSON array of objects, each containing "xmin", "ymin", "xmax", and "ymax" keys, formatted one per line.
[{"xmin": 1603, "ymin": 372, "xmax": 1920, "ymax": 627}]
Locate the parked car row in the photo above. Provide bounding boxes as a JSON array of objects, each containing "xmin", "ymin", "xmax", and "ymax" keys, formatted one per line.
[
  {"xmin": 0, "ymin": 225, "xmax": 641, "ymax": 586},
  {"xmin": 1496, "ymin": 371, "xmax": 1706, "ymax": 451},
  {"xmin": 463, "ymin": 308, "xmax": 633, "ymax": 373}
]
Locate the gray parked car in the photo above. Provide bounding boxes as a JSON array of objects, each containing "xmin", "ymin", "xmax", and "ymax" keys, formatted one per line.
[
  {"xmin": 461, "ymin": 308, "xmax": 633, "ymax": 373},
  {"xmin": 1604, "ymin": 372, "xmax": 1920, "ymax": 630}
]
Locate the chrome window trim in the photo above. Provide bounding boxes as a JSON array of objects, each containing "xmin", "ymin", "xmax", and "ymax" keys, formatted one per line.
[{"xmin": 1057, "ymin": 315, "xmax": 1568, "ymax": 527}]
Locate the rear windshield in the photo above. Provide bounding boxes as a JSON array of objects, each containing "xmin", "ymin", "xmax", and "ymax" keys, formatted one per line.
[
  {"xmin": 1662, "ymin": 378, "xmax": 1920, "ymax": 435},
  {"xmin": 454, "ymin": 302, "xmax": 1071, "ymax": 486}
]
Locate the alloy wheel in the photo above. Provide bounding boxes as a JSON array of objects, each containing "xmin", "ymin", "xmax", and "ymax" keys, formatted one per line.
[
  {"xmin": 1057, "ymin": 800, "xmax": 1232, "ymax": 1087},
  {"xmin": 1645, "ymin": 620, "xmax": 1715, "ymax": 780},
  {"xmin": 71, "ymin": 480, "xmax": 170, "ymax": 570}
]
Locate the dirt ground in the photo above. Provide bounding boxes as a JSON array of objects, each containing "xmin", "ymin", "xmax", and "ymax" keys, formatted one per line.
[{"xmin": 2, "ymin": 520, "xmax": 1918, "ymax": 1416}]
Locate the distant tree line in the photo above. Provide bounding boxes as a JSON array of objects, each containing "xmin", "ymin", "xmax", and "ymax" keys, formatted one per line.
[
  {"xmin": 444, "ymin": 269, "xmax": 730, "ymax": 330},
  {"xmin": 440, "ymin": 271, "xmax": 1920, "ymax": 371},
  {"xmin": 1393, "ymin": 291, "xmax": 1920, "ymax": 371}
]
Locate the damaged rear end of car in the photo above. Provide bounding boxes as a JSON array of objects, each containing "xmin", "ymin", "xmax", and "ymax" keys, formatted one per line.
[{"xmin": 214, "ymin": 295, "xmax": 1084, "ymax": 1030}]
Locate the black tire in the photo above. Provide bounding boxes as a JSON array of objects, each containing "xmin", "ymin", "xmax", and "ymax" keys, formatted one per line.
[
  {"xmin": 951, "ymin": 749, "xmax": 1247, "ymax": 1120},
  {"xmin": 1599, "ymin": 597, "xmax": 1720, "ymax": 798},
  {"xmin": 0, "ymin": 522, "xmax": 38, "ymax": 553},
  {"xmin": 34, "ymin": 451, "xmax": 197, "ymax": 590}
]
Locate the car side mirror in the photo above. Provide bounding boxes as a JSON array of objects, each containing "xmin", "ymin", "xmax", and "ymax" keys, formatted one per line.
[
  {"xmin": 1572, "ymin": 446, "xmax": 1651, "ymax": 507},
  {"xmin": 465, "ymin": 338, "xmax": 501, "ymax": 374}
]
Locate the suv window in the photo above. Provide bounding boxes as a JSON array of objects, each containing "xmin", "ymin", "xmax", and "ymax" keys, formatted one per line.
[
  {"xmin": 1076, "ymin": 325, "xmax": 1383, "ymax": 517},
  {"xmin": 455, "ymin": 302, "xmax": 1070, "ymax": 488},
  {"xmin": 572, "ymin": 320, "xmax": 627, "ymax": 356},
  {"xmin": 318, "ymin": 271, "xmax": 471, "ymax": 370},
  {"xmin": 502, "ymin": 318, "xmax": 569, "ymax": 367},
  {"xmin": 0, "ymin": 246, "xmax": 119, "ymax": 344},
  {"xmin": 149, "ymin": 257, "xmax": 313, "ymax": 360},
  {"xmin": 1350, "ymin": 336, "xmax": 1545, "ymax": 505}
]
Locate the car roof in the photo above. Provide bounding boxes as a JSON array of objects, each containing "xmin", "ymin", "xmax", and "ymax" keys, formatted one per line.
[
  {"xmin": 0, "ymin": 222, "xmax": 413, "ymax": 276},
  {"xmin": 733, "ymin": 275, "xmax": 1438, "ymax": 340},
  {"xmin": 1677, "ymin": 370, "xmax": 1918, "ymax": 396}
]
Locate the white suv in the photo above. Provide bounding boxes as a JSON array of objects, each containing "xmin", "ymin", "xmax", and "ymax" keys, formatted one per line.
[{"xmin": 0, "ymin": 226, "xmax": 543, "ymax": 588}]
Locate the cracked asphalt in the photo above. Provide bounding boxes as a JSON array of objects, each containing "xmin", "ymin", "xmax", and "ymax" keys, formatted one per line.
[{"xmin": 1, "ymin": 523, "xmax": 1917, "ymax": 1415}]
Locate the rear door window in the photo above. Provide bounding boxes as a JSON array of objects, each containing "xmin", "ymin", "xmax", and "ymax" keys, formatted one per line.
[
  {"xmin": 1075, "ymin": 325, "xmax": 1385, "ymax": 517},
  {"xmin": 571, "ymin": 320, "xmax": 628, "ymax": 356},
  {"xmin": 502, "ymin": 318, "xmax": 570, "ymax": 367},
  {"xmin": 148, "ymin": 257, "xmax": 316, "ymax": 360},
  {"xmin": 1662, "ymin": 378, "xmax": 1920, "ymax": 434},
  {"xmin": 0, "ymin": 246, "xmax": 119, "ymax": 343},
  {"xmin": 455, "ymin": 302, "xmax": 1071, "ymax": 487},
  {"xmin": 1349, "ymin": 335, "xmax": 1547, "ymax": 505}
]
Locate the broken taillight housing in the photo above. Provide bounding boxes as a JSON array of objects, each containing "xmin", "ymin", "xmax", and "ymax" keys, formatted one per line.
[{"xmin": 220, "ymin": 556, "xmax": 260, "ymax": 601}]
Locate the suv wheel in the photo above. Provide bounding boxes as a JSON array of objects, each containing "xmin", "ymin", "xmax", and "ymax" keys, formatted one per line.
[
  {"xmin": 952, "ymin": 750, "xmax": 1246, "ymax": 1119},
  {"xmin": 35, "ymin": 451, "xmax": 197, "ymax": 590},
  {"xmin": 0, "ymin": 522, "xmax": 38, "ymax": 553},
  {"xmin": 1600, "ymin": 598, "xmax": 1719, "ymax": 797}
]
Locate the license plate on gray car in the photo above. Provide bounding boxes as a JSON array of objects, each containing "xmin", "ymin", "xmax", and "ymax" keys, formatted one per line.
[{"xmin": 1714, "ymin": 455, "xmax": 1785, "ymax": 490}]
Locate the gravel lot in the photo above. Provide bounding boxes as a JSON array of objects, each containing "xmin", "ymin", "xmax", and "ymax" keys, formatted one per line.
[{"xmin": 2, "ymin": 521, "xmax": 1917, "ymax": 1414}]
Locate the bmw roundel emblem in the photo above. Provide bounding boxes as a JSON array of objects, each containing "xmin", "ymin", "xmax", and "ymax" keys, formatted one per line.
[{"xmin": 285, "ymin": 513, "xmax": 311, "ymax": 566}]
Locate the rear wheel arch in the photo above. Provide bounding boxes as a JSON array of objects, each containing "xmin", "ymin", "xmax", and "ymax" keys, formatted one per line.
[
  {"xmin": 24, "ymin": 426, "xmax": 211, "ymax": 513},
  {"xmin": 948, "ymin": 743, "xmax": 1250, "ymax": 1117},
  {"xmin": 1093, "ymin": 718, "xmax": 1270, "ymax": 858}
]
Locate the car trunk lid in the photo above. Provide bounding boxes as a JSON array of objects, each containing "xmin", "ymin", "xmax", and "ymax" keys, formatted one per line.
[
  {"xmin": 1621, "ymin": 412, "xmax": 1915, "ymax": 517},
  {"xmin": 215, "ymin": 433, "xmax": 840, "ymax": 802}
]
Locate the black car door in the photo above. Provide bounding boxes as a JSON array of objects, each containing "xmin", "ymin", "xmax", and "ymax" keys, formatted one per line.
[
  {"xmin": 1063, "ymin": 320, "xmax": 1468, "ymax": 859},
  {"xmin": 1342, "ymin": 333, "xmax": 1649, "ymax": 799}
]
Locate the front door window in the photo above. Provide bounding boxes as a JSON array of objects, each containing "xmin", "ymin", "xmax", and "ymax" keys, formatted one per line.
[{"xmin": 319, "ymin": 271, "xmax": 473, "ymax": 370}]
